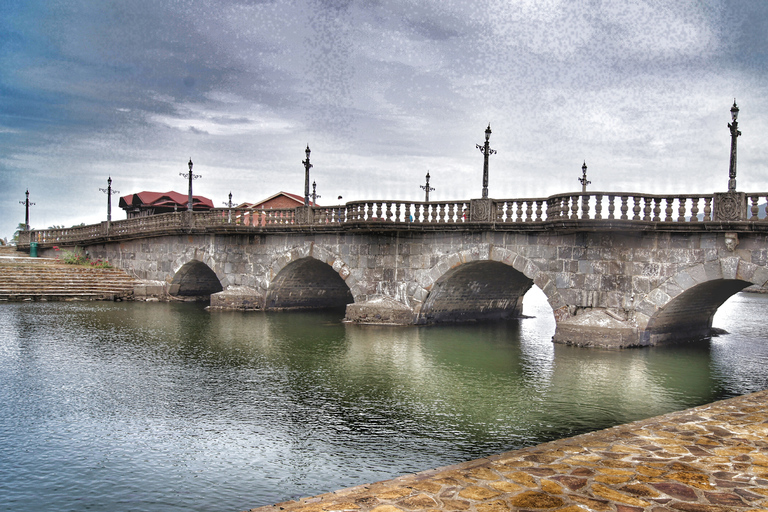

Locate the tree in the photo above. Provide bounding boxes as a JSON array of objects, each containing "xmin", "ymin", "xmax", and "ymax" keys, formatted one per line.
[{"xmin": 11, "ymin": 222, "xmax": 27, "ymax": 246}]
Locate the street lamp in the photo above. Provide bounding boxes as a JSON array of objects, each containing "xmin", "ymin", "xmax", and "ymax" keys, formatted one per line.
[
  {"xmin": 476, "ymin": 124, "xmax": 497, "ymax": 199},
  {"xmin": 99, "ymin": 177, "xmax": 119, "ymax": 223},
  {"xmin": 311, "ymin": 181, "xmax": 321, "ymax": 205},
  {"xmin": 19, "ymin": 189, "xmax": 35, "ymax": 231},
  {"xmin": 728, "ymin": 100, "xmax": 741, "ymax": 193},
  {"xmin": 303, "ymin": 145, "xmax": 313, "ymax": 206},
  {"xmin": 222, "ymin": 191, "xmax": 234, "ymax": 223},
  {"xmin": 578, "ymin": 161, "xmax": 591, "ymax": 193},
  {"xmin": 180, "ymin": 158, "xmax": 201, "ymax": 211},
  {"xmin": 420, "ymin": 171, "xmax": 435, "ymax": 202}
]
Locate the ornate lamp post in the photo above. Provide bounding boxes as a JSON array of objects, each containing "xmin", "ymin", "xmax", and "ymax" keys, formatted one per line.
[
  {"xmin": 222, "ymin": 191, "xmax": 234, "ymax": 223},
  {"xmin": 578, "ymin": 161, "xmax": 591, "ymax": 193},
  {"xmin": 99, "ymin": 177, "xmax": 119, "ymax": 223},
  {"xmin": 311, "ymin": 181, "xmax": 321, "ymax": 205},
  {"xmin": 476, "ymin": 124, "xmax": 496, "ymax": 199},
  {"xmin": 728, "ymin": 100, "xmax": 741, "ymax": 193},
  {"xmin": 303, "ymin": 145, "xmax": 313, "ymax": 206},
  {"xmin": 19, "ymin": 189, "xmax": 35, "ymax": 231},
  {"xmin": 420, "ymin": 171, "xmax": 435, "ymax": 202},
  {"xmin": 180, "ymin": 158, "xmax": 201, "ymax": 211}
]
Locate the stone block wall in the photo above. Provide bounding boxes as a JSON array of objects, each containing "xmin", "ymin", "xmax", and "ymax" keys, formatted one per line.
[{"xmin": 77, "ymin": 228, "xmax": 768, "ymax": 347}]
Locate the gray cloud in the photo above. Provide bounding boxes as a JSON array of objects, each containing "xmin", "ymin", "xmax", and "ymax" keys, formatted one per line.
[{"xmin": 1, "ymin": 0, "xmax": 767, "ymax": 238}]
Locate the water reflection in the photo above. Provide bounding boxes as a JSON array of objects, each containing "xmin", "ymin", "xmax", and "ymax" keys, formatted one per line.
[{"xmin": 1, "ymin": 291, "xmax": 767, "ymax": 512}]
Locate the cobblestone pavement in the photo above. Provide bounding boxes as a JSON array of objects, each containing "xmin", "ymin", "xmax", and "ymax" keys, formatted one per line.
[{"xmin": 248, "ymin": 389, "xmax": 768, "ymax": 512}]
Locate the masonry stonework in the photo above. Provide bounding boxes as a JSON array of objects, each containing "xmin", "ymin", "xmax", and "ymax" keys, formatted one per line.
[{"xmin": 68, "ymin": 228, "xmax": 768, "ymax": 349}]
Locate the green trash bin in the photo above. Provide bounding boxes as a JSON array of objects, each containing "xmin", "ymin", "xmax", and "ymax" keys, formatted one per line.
[{"xmin": 29, "ymin": 242, "xmax": 38, "ymax": 257}]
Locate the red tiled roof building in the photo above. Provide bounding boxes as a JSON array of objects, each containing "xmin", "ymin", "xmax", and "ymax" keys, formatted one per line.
[{"xmin": 119, "ymin": 191, "xmax": 214, "ymax": 218}]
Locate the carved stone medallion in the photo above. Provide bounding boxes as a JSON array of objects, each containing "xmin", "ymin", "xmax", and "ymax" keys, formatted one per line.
[
  {"xmin": 469, "ymin": 198, "xmax": 493, "ymax": 222},
  {"xmin": 713, "ymin": 192, "xmax": 746, "ymax": 222}
]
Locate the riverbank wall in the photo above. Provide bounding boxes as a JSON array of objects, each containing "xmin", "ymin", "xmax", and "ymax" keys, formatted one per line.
[{"xmin": 248, "ymin": 389, "xmax": 768, "ymax": 512}]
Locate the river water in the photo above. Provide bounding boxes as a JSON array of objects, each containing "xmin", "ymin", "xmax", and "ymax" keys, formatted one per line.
[{"xmin": 2, "ymin": 290, "xmax": 768, "ymax": 512}]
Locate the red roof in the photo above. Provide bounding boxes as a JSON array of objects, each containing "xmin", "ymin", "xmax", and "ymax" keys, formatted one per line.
[
  {"xmin": 119, "ymin": 191, "xmax": 214, "ymax": 209},
  {"xmin": 251, "ymin": 191, "xmax": 318, "ymax": 208}
]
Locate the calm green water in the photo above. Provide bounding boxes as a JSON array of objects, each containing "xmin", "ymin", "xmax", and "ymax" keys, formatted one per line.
[{"xmin": 2, "ymin": 291, "xmax": 768, "ymax": 512}]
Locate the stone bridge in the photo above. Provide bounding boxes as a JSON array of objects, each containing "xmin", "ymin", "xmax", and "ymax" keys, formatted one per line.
[{"xmin": 19, "ymin": 190, "xmax": 768, "ymax": 348}]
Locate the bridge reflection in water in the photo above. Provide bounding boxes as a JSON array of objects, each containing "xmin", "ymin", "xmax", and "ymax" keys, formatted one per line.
[
  {"xmin": 2, "ymin": 291, "xmax": 767, "ymax": 511},
  {"xmin": 18, "ymin": 189, "xmax": 768, "ymax": 348}
]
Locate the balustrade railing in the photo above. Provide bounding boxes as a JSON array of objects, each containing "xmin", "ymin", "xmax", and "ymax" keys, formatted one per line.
[{"xmin": 18, "ymin": 192, "xmax": 768, "ymax": 248}]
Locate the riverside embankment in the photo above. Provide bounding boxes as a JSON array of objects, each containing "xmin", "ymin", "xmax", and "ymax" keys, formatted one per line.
[
  {"xmin": 249, "ymin": 389, "xmax": 768, "ymax": 512},
  {"xmin": 0, "ymin": 249, "xmax": 136, "ymax": 301}
]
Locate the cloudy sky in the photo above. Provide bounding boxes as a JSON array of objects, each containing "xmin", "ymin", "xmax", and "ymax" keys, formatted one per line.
[{"xmin": 1, "ymin": 0, "xmax": 767, "ymax": 239}]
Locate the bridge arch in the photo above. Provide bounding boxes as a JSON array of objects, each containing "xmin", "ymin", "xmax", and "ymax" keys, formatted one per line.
[
  {"xmin": 639, "ymin": 257, "xmax": 768, "ymax": 344},
  {"xmin": 265, "ymin": 244, "xmax": 355, "ymax": 310},
  {"xmin": 416, "ymin": 248, "xmax": 566, "ymax": 324},
  {"xmin": 169, "ymin": 259, "xmax": 224, "ymax": 299}
]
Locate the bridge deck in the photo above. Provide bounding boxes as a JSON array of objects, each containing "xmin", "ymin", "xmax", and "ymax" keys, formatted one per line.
[{"xmin": 248, "ymin": 389, "xmax": 768, "ymax": 512}]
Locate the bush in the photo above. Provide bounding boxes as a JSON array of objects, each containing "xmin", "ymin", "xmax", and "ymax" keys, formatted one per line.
[{"xmin": 60, "ymin": 248, "xmax": 112, "ymax": 268}]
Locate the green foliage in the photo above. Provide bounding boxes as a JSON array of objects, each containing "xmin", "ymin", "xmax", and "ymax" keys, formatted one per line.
[
  {"xmin": 11, "ymin": 222, "xmax": 27, "ymax": 245},
  {"xmin": 59, "ymin": 248, "xmax": 112, "ymax": 268}
]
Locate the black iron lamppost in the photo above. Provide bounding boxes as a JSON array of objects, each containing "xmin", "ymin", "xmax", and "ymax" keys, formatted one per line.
[
  {"xmin": 223, "ymin": 191, "xmax": 234, "ymax": 223},
  {"xmin": 728, "ymin": 100, "xmax": 741, "ymax": 193},
  {"xmin": 19, "ymin": 189, "xmax": 34, "ymax": 231},
  {"xmin": 180, "ymin": 158, "xmax": 201, "ymax": 211},
  {"xmin": 311, "ymin": 181, "xmax": 321, "ymax": 205},
  {"xmin": 578, "ymin": 161, "xmax": 591, "ymax": 193},
  {"xmin": 476, "ymin": 124, "xmax": 496, "ymax": 199},
  {"xmin": 99, "ymin": 177, "xmax": 119, "ymax": 222},
  {"xmin": 303, "ymin": 145, "xmax": 313, "ymax": 206},
  {"xmin": 420, "ymin": 171, "xmax": 435, "ymax": 202}
]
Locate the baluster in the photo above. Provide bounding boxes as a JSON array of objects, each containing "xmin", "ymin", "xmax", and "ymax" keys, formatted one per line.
[
  {"xmin": 653, "ymin": 198, "xmax": 662, "ymax": 222},
  {"xmin": 525, "ymin": 200, "xmax": 533, "ymax": 222},
  {"xmin": 595, "ymin": 194, "xmax": 603, "ymax": 220},
  {"xmin": 690, "ymin": 198, "xmax": 699, "ymax": 222},
  {"xmin": 514, "ymin": 201, "xmax": 522, "ymax": 222},
  {"xmin": 535, "ymin": 200, "xmax": 543, "ymax": 222},
  {"xmin": 366, "ymin": 202, "xmax": 373, "ymax": 221},
  {"xmin": 750, "ymin": 195, "xmax": 760, "ymax": 221},
  {"xmin": 664, "ymin": 197, "xmax": 674, "ymax": 222},
  {"xmin": 571, "ymin": 196, "xmax": 579, "ymax": 220},
  {"xmin": 642, "ymin": 197, "xmax": 651, "ymax": 221},
  {"xmin": 395, "ymin": 202, "xmax": 401, "ymax": 222},
  {"xmin": 608, "ymin": 195, "xmax": 616, "ymax": 220},
  {"xmin": 581, "ymin": 195, "xmax": 590, "ymax": 220},
  {"xmin": 438, "ymin": 203, "xmax": 445, "ymax": 222},
  {"xmin": 678, "ymin": 198, "xmax": 687, "ymax": 222},
  {"xmin": 703, "ymin": 197, "xmax": 712, "ymax": 221},
  {"xmin": 404, "ymin": 203, "xmax": 412, "ymax": 223},
  {"xmin": 384, "ymin": 202, "xmax": 391, "ymax": 221}
]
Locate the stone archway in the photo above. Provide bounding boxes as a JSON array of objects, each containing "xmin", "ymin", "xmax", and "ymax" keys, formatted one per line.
[
  {"xmin": 419, "ymin": 260, "xmax": 533, "ymax": 323},
  {"xmin": 265, "ymin": 256, "xmax": 353, "ymax": 310},
  {"xmin": 413, "ymin": 247, "xmax": 568, "ymax": 324},
  {"xmin": 169, "ymin": 259, "xmax": 224, "ymax": 299},
  {"xmin": 638, "ymin": 257, "xmax": 768, "ymax": 345}
]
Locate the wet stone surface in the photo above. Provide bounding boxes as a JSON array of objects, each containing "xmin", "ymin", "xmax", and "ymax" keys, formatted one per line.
[{"xmin": 247, "ymin": 389, "xmax": 768, "ymax": 512}]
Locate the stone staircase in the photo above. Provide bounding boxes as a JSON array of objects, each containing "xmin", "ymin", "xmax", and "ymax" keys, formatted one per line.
[{"xmin": 0, "ymin": 249, "xmax": 136, "ymax": 301}]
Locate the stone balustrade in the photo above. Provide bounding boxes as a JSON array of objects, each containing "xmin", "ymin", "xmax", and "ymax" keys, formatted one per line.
[{"xmin": 17, "ymin": 191, "xmax": 768, "ymax": 249}]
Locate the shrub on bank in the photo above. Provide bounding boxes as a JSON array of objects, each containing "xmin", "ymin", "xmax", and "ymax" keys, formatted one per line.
[{"xmin": 59, "ymin": 248, "xmax": 112, "ymax": 268}]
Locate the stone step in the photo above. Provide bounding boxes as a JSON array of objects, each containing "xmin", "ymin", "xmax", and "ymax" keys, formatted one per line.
[{"xmin": 0, "ymin": 260, "xmax": 137, "ymax": 301}]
